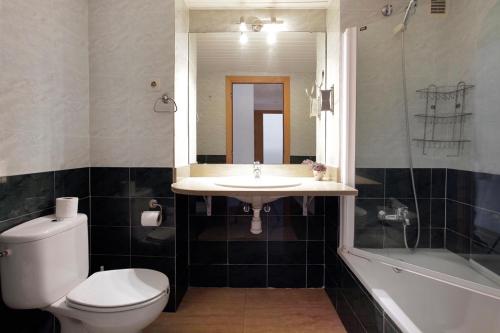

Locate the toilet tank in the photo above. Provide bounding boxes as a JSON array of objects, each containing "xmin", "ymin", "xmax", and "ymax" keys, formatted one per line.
[{"xmin": 0, "ymin": 214, "xmax": 88, "ymax": 309}]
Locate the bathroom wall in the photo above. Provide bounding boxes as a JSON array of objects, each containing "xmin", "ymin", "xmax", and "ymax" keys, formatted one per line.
[
  {"xmin": 196, "ymin": 71, "xmax": 316, "ymax": 158},
  {"xmin": 0, "ymin": 0, "xmax": 90, "ymax": 177},
  {"xmin": 1, "ymin": 1, "xmax": 90, "ymax": 330},
  {"xmin": 186, "ymin": 196, "xmax": 339, "ymax": 288},
  {"xmin": 88, "ymin": 0, "xmax": 176, "ymax": 168}
]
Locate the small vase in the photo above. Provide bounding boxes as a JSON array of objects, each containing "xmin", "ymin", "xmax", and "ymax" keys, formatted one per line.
[{"xmin": 313, "ymin": 170, "xmax": 326, "ymax": 181}]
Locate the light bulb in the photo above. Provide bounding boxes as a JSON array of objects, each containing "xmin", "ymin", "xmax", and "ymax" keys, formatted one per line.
[
  {"xmin": 267, "ymin": 31, "xmax": 276, "ymax": 45},
  {"xmin": 239, "ymin": 16, "xmax": 247, "ymax": 32},
  {"xmin": 240, "ymin": 32, "xmax": 248, "ymax": 44}
]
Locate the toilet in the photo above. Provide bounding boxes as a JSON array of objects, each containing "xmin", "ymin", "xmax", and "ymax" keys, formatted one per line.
[{"xmin": 0, "ymin": 214, "xmax": 169, "ymax": 333}]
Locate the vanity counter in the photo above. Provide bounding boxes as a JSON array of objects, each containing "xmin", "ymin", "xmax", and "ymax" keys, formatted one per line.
[{"xmin": 171, "ymin": 177, "xmax": 358, "ymax": 197}]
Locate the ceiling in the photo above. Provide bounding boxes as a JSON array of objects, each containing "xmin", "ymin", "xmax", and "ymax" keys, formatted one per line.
[
  {"xmin": 186, "ymin": 0, "xmax": 330, "ymax": 9},
  {"xmin": 196, "ymin": 32, "xmax": 318, "ymax": 73}
]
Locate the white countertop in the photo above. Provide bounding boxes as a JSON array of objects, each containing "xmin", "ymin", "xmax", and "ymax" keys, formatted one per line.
[{"xmin": 171, "ymin": 177, "xmax": 358, "ymax": 196}]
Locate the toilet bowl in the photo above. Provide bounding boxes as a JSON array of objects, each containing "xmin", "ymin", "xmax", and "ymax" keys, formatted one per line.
[
  {"xmin": 0, "ymin": 214, "xmax": 169, "ymax": 333},
  {"xmin": 48, "ymin": 268, "xmax": 169, "ymax": 333}
]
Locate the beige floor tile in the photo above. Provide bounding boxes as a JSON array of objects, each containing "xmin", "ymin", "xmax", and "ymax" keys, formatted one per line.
[{"xmin": 145, "ymin": 288, "xmax": 345, "ymax": 333}]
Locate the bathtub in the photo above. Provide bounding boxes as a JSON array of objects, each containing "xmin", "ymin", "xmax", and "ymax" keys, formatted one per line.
[{"xmin": 341, "ymin": 249, "xmax": 500, "ymax": 333}]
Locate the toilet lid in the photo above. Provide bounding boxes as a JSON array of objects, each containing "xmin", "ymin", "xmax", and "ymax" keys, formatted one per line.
[{"xmin": 67, "ymin": 269, "xmax": 169, "ymax": 309}]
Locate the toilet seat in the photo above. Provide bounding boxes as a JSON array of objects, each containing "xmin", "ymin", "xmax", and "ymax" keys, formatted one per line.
[{"xmin": 66, "ymin": 269, "xmax": 169, "ymax": 313}]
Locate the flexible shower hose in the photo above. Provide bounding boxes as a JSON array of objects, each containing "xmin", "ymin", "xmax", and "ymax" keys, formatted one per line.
[{"xmin": 401, "ymin": 31, "xmax": 421, "ymax": 250}]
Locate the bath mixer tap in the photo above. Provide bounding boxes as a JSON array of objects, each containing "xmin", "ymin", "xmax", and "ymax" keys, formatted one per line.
[
  {"xmin": 253, "ymin": 161, "xmax": 261, "ymax": 179},
  {"xmin": 378, "ymin": 206, "xmax": 411, "ymax": 226}
]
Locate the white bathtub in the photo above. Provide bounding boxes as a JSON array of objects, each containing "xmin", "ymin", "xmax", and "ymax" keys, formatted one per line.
[{"xmin": 342, "ymin": 249, "xmax": 500, "ymax": 333}]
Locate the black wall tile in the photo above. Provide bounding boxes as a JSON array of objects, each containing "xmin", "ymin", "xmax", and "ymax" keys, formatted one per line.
[
  {"xmin": 197, "ymin": 155, "xmax": 227, "ymax": 164},
  {"xmin": 308, "ymin": 216, "xmax": 325, "ymax": 240},
  {"xmin": 130, "ymin": 256, "xmax": 176, "ymax": 285},
  {"xmin": 130, "ymin": 168, "xmax": 173, "ymax": 198},
  {"xmin": 90, "ymin": 255, "xmax": 130, "ymax": 274},
  {"xmin": 190, "ymin": 215, "xmax": 227, "ymax": 241},
  {"xmin": 446, "ymin": 230, "xmax": 471, "ymax": 259},
  {"xmin": 90, "ymin": 226, "xmax": 130, "ymax": 255},
  {"xmin": 356, "ymin": 168, "xmax": 385, "ymax": 198},
  {"xmin": 474, "ymin": 171, "xmax": 500, "ymax": 213},
  {"xmin": 386, "ymin": 168, "xmax": 431, "ymax": 198},
  {"xmin": 227, "ymin": 197, "xmax": 252, "ymax": 215},
  {"xmin": 190, "ymin": 265, "xmax": 228, "ymax": 287},
  {"xmin": 0, "ymin": 171, "xmax": 54, "ymax": 222},
  {"xmin": 131, "ymin": 227, "xmax": 175, "ymax": 257},
  {"xmin": 268, "ymin": 265, "xmax": 306, "ymax": 288},
  {"xmin": 269, "ymin": 197, "xmax": 304, "ymax": 216},
  {"xmin": 228, "ymin": 215, "xmax": 267, "ymax": 241},
  {"xmin": 446, "ymin": 200, "xmax": 472, "ymax": 238},
  {"xmin": 430, "ymin": 199, "xmax": 446, "ymax": 228},
  {"xmin": 470, "ymin": 207, "xmax": 500, "ymax": 252},
  {"xmin": 228, "ymin": 241, "xmax": 267, "ymax": 264},
  {"xmin": 430, "ymin": 229, "xmax": 445, "ymax": 248},
  {"xmin": 336, "ymin": 293, "xmax": 365, "ymax": 333},
  {"xmin": 307, "ymin": 241, "xmax": 325, "ymax": 265},
  {"xmin": 91, "ymin": 167, "xmax": 129, "ymax": 197},
  {"xmin": 190, "ymin": 241, "xmax": 227, "ymax": 264},
  {"xmin": 447, "ymin": 169, "xmax": 474, "ymax": 205},
  {"xmin": 190, "ymin": 196, "xmax": 227, "ymax": 216},
  {"xmin": 268, "ymin": 215, "xmax": 307, "ymax": 241},
  {"xmin": 79, "ymin": 197, "xmax": 90, "ymax": 219},
  {"xmin": 91, "ymin": 197, "xmax": 130, "ymax": 226},
  {"xmin": 55, "ymin": 168, "xmax": 89, "ymax": 198},
  {"xmin": 268, "ymin": 241, "xmax": 306, "ymax": 264},
  {"xmin": 229, "ymin": 265, "xmax": 267, "ymax": 288},
  {"xmin": 307, "ymin": 265, "xmax": 324, "ymax": 288},
  {"xmin": 290, "ymin": 155, "xmax": 316, "ymax": 164},
  {"xmin": 431, "ymin": 168, "xmax": 446, "ymax": 198}
]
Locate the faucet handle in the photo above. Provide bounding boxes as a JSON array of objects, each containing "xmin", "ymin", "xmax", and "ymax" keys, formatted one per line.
[{"xmin": 254, "ymin": 161, "xmax": 260, "ymax": 166}]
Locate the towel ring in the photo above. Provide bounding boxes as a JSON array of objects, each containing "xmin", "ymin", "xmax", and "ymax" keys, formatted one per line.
[{"xmin": 154, "ymin": 94, "xmax": 178, "ymax": 113}]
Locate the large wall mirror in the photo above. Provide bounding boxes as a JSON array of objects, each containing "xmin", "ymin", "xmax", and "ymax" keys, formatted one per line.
[{"xmin": 190, "ymin": 32, "xmax": 326, "ymax": 164}]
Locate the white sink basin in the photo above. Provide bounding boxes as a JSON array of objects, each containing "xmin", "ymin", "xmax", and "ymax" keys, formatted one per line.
[{"xmin": 214, "ymin": 176, "xmax": 301, "ymax": 189}]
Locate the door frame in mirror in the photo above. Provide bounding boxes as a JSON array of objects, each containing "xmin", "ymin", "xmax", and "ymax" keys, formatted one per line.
[{"xmin": 225, "ymin": 76, "xmax": 291, "ymax": 164}]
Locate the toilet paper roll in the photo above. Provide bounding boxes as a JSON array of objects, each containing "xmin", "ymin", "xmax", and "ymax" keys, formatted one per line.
[
  {"xmin": 55, "ymin": 197, "xmax": 79, "ymax": 220},
  {"xmin": 141, "ymin": 211, "xmax": 162, "ymax": 227}
]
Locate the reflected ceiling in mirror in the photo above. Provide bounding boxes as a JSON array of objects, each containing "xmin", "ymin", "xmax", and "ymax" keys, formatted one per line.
[{"xmin": 192, "ymin": 32, "xmax": 325, "ymax": 165}]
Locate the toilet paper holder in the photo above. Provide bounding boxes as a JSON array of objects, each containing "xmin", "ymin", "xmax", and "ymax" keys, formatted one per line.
[{"xmin": 149, "ymin": 199, "xmax": 163, "ymax": 218}]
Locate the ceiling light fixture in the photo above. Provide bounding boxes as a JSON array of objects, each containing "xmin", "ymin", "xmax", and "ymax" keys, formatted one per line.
[
  {"xmin": 239, "ymin": 16, "xmax": 247, "ymax": 32},
  {"xmin": 266, "ymin": 17, "xmax": 278, "ymax": 45}
]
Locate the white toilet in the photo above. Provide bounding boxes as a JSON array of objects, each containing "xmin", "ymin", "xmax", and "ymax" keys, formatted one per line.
[{"xmin": 0, "ymin": 214, "xmax": 169, "ymax": 333}]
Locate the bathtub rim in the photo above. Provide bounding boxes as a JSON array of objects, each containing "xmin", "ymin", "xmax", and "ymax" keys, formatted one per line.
[{"xmin": 339, "ymin": 247, "xmax": 500, "ymax": 333}]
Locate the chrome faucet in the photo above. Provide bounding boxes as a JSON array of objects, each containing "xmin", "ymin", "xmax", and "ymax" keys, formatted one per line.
[
  {"xmin": 253, "ymin": 161, "xmax": 261, "ymax": 179},
  {"xmin": 378, "ymin": 206, "xmax": 411, "ymax": 226}
]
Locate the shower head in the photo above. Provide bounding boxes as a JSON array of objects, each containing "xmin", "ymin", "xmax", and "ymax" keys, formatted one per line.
[{"xmin": 394, "ymin": 0, "xmax": 418, "ymax": 34}]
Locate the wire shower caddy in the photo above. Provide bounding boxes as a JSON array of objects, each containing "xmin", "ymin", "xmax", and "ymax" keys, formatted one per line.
[{"xmin": 413, "ymin": 81, "xmax": 474, "ymax": 156}]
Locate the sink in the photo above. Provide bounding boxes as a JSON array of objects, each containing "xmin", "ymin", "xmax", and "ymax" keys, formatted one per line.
[{"xmin": 214, "ymin": 176, "xmax": 301, "ymax": 189}]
